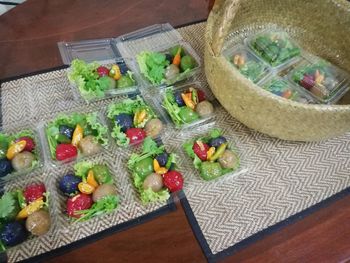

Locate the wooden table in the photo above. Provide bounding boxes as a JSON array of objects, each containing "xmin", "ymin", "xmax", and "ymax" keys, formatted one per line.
[{"xmin": 1, "ymin": 1, "xmax": 350, "ymax": 262}]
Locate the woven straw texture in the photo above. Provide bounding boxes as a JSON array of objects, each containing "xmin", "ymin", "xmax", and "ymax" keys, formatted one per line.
[
  {"xmin": 1, "ymin": 21, "xmax": 350, "ymax": 262},
  {"xmin": 205, "ymin": 0, "xmax": 350, "ymax": 141}
]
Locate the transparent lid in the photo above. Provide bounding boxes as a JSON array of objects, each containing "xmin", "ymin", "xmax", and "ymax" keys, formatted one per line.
[
  {"xmin": 115, "ymin": 23, "xmax": 182, "ymax": 58},
  {"xmin": 288, "ymin": 56, "xmax": 350, "ymax": 104},
  {"xmin": 222, "ymin": 44, "xmax": 270, "ymax": 84},
  {"xmin": 58, "ymin": 38, "xmax": 122, "ymax": 65},
  {"xmin": 247, "ymin": 29, "xmax": 301, "ymax": 68},
  {"xmin": 260, "ymin": 75, "xmax": 315, "ymax": 103}
]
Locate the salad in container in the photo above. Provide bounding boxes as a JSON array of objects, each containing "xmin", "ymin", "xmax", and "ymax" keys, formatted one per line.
[
  {"xmin": 107, "ymin": 96, "xmax": 163, "ymax": 147},
  {"xmin": 44, "ymin": 112, "xmax": 108, "ymax": 163},
  {"xmin": 68, "ymin": 59, "xmax": 137, "ymax": 102},
  {"xmin": 58, "ymin": 161, "xmax": 119, "ymax": 222},
  {"xmin": 127, "ymin": 137, "xmax": 183, "ymax": 204}
]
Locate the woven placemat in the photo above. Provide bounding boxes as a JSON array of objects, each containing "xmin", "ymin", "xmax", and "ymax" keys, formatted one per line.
[{"xmin": 173, "ymin": 22, "xmax": 350, "ymax": 261}]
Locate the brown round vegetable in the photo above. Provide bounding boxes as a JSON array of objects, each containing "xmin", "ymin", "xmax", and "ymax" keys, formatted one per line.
[
  {"xmin": 144, "ymin": 119, "xmax": 163, "ymax": 137},
  {"xmin": 165, "ymin": 64, "xmax": 180, "ymax": 80},
  {"xmin": 92, "ymin": 184, "xmax": 117, "ymax": 202},
  {"xmin": 195, "ymin": 101, "xmax": 214, "ymax": 117},
  {"xmin": 78, "ymin": 135, "xmax": 102, "ymax": 156},
  {"xmin": 25, "ymin": 210, "xmax": 51, "ymax": 236},
  {"xmin": 11, "ymin": 151, "xmax": 35, "ymax": 171},
  {"xmin": 218, "ymin": 150, "xmax": 239, "ymax": 169},
  {"xmin": 142, "ymin": 173, "xmax": 163, "ymax": 192}
]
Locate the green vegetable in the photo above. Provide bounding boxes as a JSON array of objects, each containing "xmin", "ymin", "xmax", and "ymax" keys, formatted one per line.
[
  {"xmin": 134, "ymin": 157, "xmax": 154, "ymax": 180},
  {"xmin": 180, "ymin": 55, "xmax": 196, "ymax": 72},
  {"xmin": 292, "ymin": 61, "xmax": 329, "ymax": 83},
  {"xmin": 0, "ymin": 134, "xmax": 9, "ymax": 159},
  {"xmin": 16, "ymin": 190, "xmax": 26, "ymax": 209},
  {"xmin": 264, "ymin": 78, "xmax": 299, "ymax": 101},
  {"xmin": 128, "ymin": 138, "xmax": 170, "ymax": 204},
  {"xmin": 178, "ymin": 107, "xmax": 199, "ymax": 123},
  {"xmin": 162, "ymin": 88, "xmax": 199, "ymax": 128},
  {"xmin": 117, "ymin": 71, "xmax": 136, "ymax": 88},
  {"xmin": 68, "ymin": 59, "xmax": 112, "ymax": 100},
  {"xmin": 137, "ymin": 51, "xmax": 169, "ymax": 85},
  {"xmin": 252, "ymin": 33, "xmax": 300, "ymax": 67},
  {"xmin": 45, "ymin": 112, "xmax": 108, "ymax": 160},
  {"xmin": 74, "ymin": 161, "xmax": 94, "ymax": 181},
  {"xmin": 107, "ymin": 96, "xmax": 157, "ymax": 147},
  {"xmin": 237, "ymin": 60, "xmax": 266, "ymax": 83},
  {"xmin": 170, "ymin": 45, "xmax": 185, "ymax": 57},
  {"xmin": 74, "ymin": 195, "xmax": 119, "ymax": 222},
  {"xmin": 200, "ymin": 161, "xmax": 223, "ymax": 181},
  {"xmin": 91, "ymin": 165, "xmax": 112, "ymax": 184},
  {"xmin": 0, "ymin": 192, "xmax": 20, "ymax": 221}
]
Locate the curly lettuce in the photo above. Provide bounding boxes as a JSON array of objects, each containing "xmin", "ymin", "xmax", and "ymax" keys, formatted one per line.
[
  {"xmin": 68, "ymin": 59, "xmax": 112, "ymax": 100},
  {"xmin": 136, "ymin": 51, "xmax": 169, "ymax": 85}
]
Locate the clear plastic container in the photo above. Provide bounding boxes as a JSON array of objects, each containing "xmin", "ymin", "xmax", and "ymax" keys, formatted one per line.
[
  {"xmin": 222, "ymin": 44, "xmax": 270, "ymax": 83},
  {"xmin": 39, "ymin": 110, "xmax": 110, "ymax": 166},
  {"xmin": 68, "ymin": 59, "xmax": 141, "ymax": 103},
  {"xmin": 153, "ymin": 82, "xmax": 216, "ymax": 130},
  {"xmin": 260, "ymin": 75, "xmax": 316, "ymax": 103},
  {"xmin": 126, "ymin": 137, "xmax": 183, "ymax": 205},
  {"xmin": 105, "ymin": 94, "xmax": 165, "ymax": 148},
  {"xmin": 246, "ymin": 29, "xmax": 301, "ymax": 69},
  {"xmin": 181, "ymin": 124, "xmax": 248, "ymax": 186},
  {"xmin": 288, "ymin": 56, "xmax": 350, "ymax": 104},
  {"xmin": 0, "ymin": 171, "xmax": 54, "ymax": 253},
  {"xmin": 115, "ymin": 23, "xmax": 201, "ymax": 87},
  {"xmin": 51, "ymin": 158, "xmax": 120, "ymax": 227},
  {"xmin": 0, "ymin": 125, "xmax": 43, "ymax": 182}
]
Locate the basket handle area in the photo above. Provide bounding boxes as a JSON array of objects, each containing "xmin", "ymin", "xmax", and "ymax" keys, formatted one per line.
[{"xmin": 210, "ymin": 0, "xmax": 241, "ymax": 56}]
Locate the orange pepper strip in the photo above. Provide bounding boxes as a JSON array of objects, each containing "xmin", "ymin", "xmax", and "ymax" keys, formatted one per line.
[
  {"xmin": 181, "ymin": 93, "xmax": 196, "ymax": 109},
  {"xmin": 72, "ymin": 124, "xmax": 84, "ymax": 147},
  {"xmin": 172, "ymin": 47, "xmax": 182, "ymax": 66},
  {"xmin": 87, "ymin": 170, "xmax": 99, "ymax": 188}
]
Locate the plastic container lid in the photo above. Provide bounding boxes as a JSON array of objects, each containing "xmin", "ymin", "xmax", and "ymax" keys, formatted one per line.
[
  {"xmin": 247, "ymin": 29, "xmax": 301, "ymax": 69},
  {"xmin": 115, "ymin": 23, "xmax": 201, "ymax": 87},
  {"xmin": 154, "ymin": 82, "xmax": 216, "ymax": 130},
  {"xmin": 222, "ymin": 44, "xmax": 270, "ymax": 84},
  {"xmin": 260, "ymin": 75, "xmax": 315, "ymax": 103},
  {"xmin": 288, "ymin": 56, "xmax": 350, "ymax": 104}
]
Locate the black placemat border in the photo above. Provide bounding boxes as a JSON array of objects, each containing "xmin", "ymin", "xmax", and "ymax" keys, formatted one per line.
[{"xmin": 181, "ymin": 186, "xmax": 350, "ymax": 263}]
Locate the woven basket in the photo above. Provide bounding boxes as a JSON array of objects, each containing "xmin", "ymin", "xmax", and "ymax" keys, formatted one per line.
[{"xmin": 205, "ymin": 0, "xmax": 350, "ymax": 141}]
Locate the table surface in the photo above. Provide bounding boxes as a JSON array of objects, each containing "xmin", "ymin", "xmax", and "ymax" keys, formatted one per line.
[{"xmin": 1, "ymin": 0, "xmax": 350, "ymax": 262}]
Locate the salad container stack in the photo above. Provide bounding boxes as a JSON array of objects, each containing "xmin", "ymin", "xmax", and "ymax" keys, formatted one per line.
[{"xmin": 222, "ymin": 27, "xmax": 350, "ymax": 104}]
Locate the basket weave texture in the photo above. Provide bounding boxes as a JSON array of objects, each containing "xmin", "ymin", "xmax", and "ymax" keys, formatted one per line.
[{"xmin": 205, "ymin": 0, "xmax": 350, "ymax": 141}]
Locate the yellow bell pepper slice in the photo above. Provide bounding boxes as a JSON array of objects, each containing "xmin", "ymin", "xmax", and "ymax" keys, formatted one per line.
[
  {"xmin": 78, "ymin": 182, "xmax": 95, "ymax": 194},
  {"xmin": 134, "ymin": 109, "xmax": 147, "ymax": 125},
  {"xmin": 87, "ymin": 170, "xmax": 99, "ymax": 188},
  {"xmin": 109, "ymin": 65, "xmax": 121, "ymax": 80},
  {"xmin": 181, "ymin": 93, "xmax": 196, "ymax": 110},
  {"xmin": 72, "ymin": 124, "xmax": 83, "ymax": 147},
  {"xmin": 206, "ymin": 147, "xmax": 216, "ymax": 160},
  {"xmin": 6, "ymin": 140, "xmax": 26, "ymax": 160},
  {"xmin": 16, "ymin": 197, "xmax": 44, "ymax": 219},
  {"xmin": 153, "ymin": 159, "xmax": 168, "ymax": 175}
]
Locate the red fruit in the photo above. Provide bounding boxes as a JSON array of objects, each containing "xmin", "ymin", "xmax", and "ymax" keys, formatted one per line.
[
  {"xmin": 24, "ymin": 183, "xmax": 46, "ymax": 203},
  {"xmin": 300, "ymin": 74, "xmax": 315, "ymax": 90},
  {"xmin": 126, "ymin": 128, "xmax": 146, "ymax": 145},
  {"xmin": 163, "ymin": 170, "xmax": 183, "ymax": 192},
  {"xmin": 96, "ymin": 66, "xmax": 110, "ymax": 77},
  {"xmin": 66, "ymin": 193, "xmax": 93, "ymax": 218},
  {"xmin": 15, "ymin": 136, "xmax": 35, "ymax": 152},
  {"xmin": 197, "ymin": 89, "xmax": 206, "ymax": 102},
  {"xmin": 192, "ymin": 141, "xmax": 210, "ymax": 161},
  {"xmin": 56, "ymin": 144, "xmax": 77, "ymax": 161}
]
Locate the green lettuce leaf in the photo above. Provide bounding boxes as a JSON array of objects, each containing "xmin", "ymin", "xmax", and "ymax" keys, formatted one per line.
[
  {"xmin": 137, "ymin": 51, "xmax": 169, "ymax": 85},
  {"xmin": 140, "ymin": 188, "xmax": 170, "ymax": 204},
  {"xmin": 162, "ymin": 88, "xmax": 184, "ymax": 127},
  {"xmin": 74, "ymin": 161, "xmax": 94, "ymax": 180},
  {"xmin": 0, "ymin": 192, "xmax": 19, "ymax": 221}
]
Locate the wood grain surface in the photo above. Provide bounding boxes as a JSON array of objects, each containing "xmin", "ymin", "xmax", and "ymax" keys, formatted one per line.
[{"xmin": 1, "ymin": 1, "xmax": 350, "ymax": 262}]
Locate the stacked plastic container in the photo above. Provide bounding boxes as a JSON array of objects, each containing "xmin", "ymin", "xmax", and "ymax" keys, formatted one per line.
[{"xmin": 222, "ymin": 27, "xmax": 350, "ymax": 104}]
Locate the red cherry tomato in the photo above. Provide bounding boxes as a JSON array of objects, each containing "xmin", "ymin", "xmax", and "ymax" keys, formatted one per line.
[
  {"xmin": 197, "ymin": 89, "xmax": 206, "ymax": 102},
  {"xmin": 66, "ymin": 193, "xmax": 92, "ymax": 218},
  {"xmin": 96, "ymin": 66, "xmax": 110, "ymax": 77},
  {"xmin": 300, "ymin": 74, "xmax": 315, "ymax": 90},
  {"xmin": 15, "ymin": 136, "xmax": 35, "ymax": 152},
  {"xmin": 126, "ymin": 128, "xmax": 146, "ymax": 145},
  {"xmin": 163, "ymin": 170, "xmax": 183, "ymax": 192},
  {"xmin": 56, "ymin": 144, "xmax": 77, "ymax": 161},
  {"xmin": 192, "ymin": 141, "xmax": 210, "ymax": 161},
  {"xmin": 24, "ymin": 183, "xmax": 46, "ymax": 204}
]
